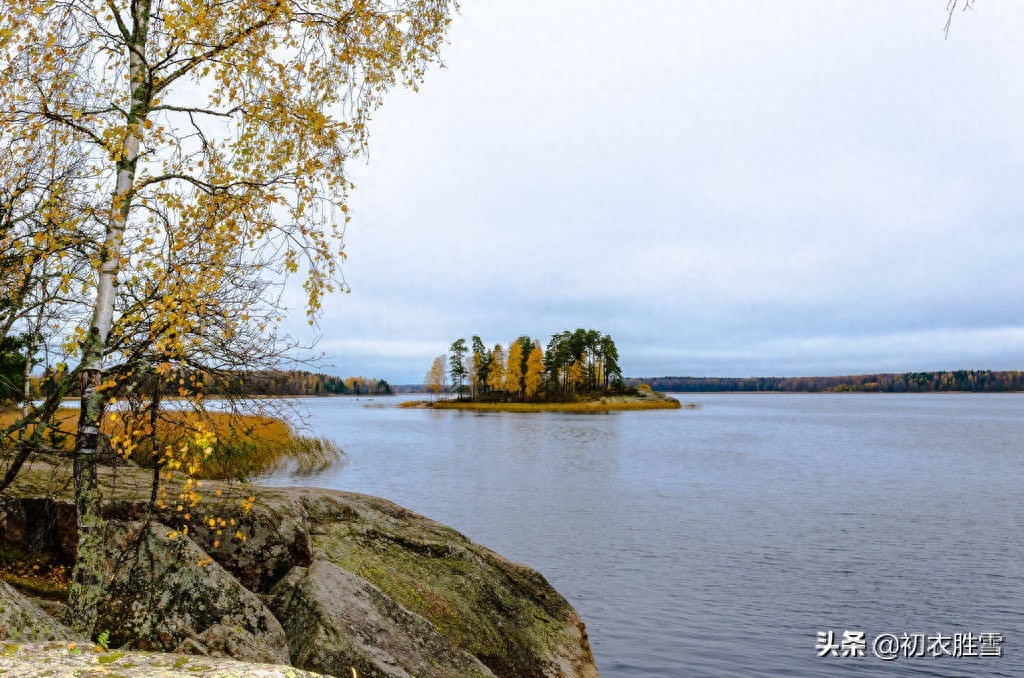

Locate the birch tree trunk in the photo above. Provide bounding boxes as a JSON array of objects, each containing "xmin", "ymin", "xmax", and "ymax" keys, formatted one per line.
[{"xmin": 65, "ymin": 1, "xmax": 152, "ymax": 637}]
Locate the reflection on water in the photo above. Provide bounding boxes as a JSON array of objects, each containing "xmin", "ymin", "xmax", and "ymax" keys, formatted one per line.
[{"xmin": 261, "ymin": 394, "xmax": 1024, "ymax": 677}]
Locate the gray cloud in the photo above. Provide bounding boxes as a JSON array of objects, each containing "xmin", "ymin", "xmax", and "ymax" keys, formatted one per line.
[{"xmin": 291, "ymin": 1, "xmax": 1024, "ymax": 382}]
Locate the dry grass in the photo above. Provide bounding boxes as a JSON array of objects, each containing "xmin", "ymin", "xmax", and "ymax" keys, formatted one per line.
[{"xmin": 0, "ymin": 406, "xmax": 340, "ymax": 480}]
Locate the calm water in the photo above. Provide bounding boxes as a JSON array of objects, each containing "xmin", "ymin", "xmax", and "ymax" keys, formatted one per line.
[{"xmin": 260, "ymin": 394, "xmax": 1024, "ymax": 677}]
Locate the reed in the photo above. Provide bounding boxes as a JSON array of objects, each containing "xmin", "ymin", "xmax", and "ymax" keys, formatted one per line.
[{"xmin": 0, "ymin": 407, "xmax": 341, "ymax": 480}]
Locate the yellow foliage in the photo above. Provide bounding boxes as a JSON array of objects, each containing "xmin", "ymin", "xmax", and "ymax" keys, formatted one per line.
[
  {"xmin": 505, "ymin": 341, "xmax": 523, "ymax": 395},
  {"xmin": 0, "ymin": 406, "xmax": 331, "ymax": 480},
  {"xmin": 524, "ymin": 343, "xmax": 545, "ymax": 401},
  {"xmin": 486, "ymin": 344, "xmax": 506, "ymax": 394}
]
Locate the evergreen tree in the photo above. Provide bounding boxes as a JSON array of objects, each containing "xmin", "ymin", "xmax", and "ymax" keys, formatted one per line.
[
  {"xmin": 448, "ymin": 338, "xmax": 468, "ymax": 398},
  {"xmin": 471, "ymin": 335, "xmax": 489, "ymax": 396}
]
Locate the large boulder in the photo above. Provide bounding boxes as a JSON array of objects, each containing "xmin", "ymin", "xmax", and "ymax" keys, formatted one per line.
[
  {"xmin": 2, "ymin": 462, "xmax": 601, "ymax": 677},
  {"xmin": 0, "ymin": 641, "xmax": 327, "ymax": 677},
  {"xmin": 0, "ymin": 580, "xmax": 77, "ymax": 642},
  {"xmin": 95, "ymin": 520, "xmax": 289, "ymax": 664},
  {"xmin": 271, "ymin": 556, "xmax": 494, "ymax": 677},
  {"xmin": 295, "ymin": 490, "xmax": 599, "ymax": 678}
]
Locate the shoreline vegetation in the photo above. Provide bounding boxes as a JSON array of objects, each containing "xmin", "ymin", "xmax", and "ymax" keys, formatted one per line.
[
  {"xmin": 0, "ymin": 408, "xmax": 340, "ymax": 481},
  {"xmin": 404, "ymin": 390, "xmax": 687, "ymax": 413}
]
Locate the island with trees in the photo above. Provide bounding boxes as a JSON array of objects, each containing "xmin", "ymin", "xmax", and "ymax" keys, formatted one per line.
[{"xmin": 419, "ymin": 329, "xmax": 681, "ymax": 412}]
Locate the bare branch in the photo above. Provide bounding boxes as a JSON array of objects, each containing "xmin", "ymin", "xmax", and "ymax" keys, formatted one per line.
[{"xmin": 945, "ymin": 0, "xmax": 975, "ymax": 39}]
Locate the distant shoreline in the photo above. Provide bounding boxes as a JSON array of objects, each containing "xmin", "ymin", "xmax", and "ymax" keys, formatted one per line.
[{"xmin": 626, "ymin": 369, "xmax": 1023, "ymax": 394}]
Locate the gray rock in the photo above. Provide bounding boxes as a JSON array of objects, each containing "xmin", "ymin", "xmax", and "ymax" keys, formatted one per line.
[
  {"xmin": 164, "ymin": 497, "xmax": 312, "ymax": 593},
  {"xmin": 271, "ymin": 557, "xmax": 494, "ymax": 678},
  {"xmin": 0, "ymin": 580, "xmax": 77, "ymax": 642},
  {"xmin": 2, "ymin": 463, "xmax": 601, "ymax": 677},
  {"xmin": 96, "ymin": 521, "xmax": 289, "ymax": 665},
  {"xmin": 0, "ymin": 641, "xmax": 328, "ymax": 677},
  {"xmin": 102, "ymin": 493, "xmax": 312, "ymax": 594},
  {"xmin": 294, "ymin": 490, "xmax": 600, "ymax": 678}
]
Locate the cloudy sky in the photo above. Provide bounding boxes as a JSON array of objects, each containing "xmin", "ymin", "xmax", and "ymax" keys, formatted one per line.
[{"xmin": 284, "ymin": 1, "xmax": 1024, "ymax": 383}]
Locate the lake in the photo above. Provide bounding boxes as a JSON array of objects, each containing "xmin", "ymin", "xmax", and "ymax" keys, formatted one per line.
[{"xmin": 260, "ymin": 393, "xmax": 1024, "ymax": 677}]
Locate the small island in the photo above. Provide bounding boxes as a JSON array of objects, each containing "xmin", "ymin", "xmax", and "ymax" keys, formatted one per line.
[{"xmin": 414, "ymin": 328, "xmax": 684, "ymax": 412}]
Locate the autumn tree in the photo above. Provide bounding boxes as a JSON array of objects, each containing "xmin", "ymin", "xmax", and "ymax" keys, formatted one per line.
[
  {"xmin": 0, "ymin": 125, "xmax": 97, "ymax": 492},
  {"xmin": 523, "ymin": 341, "xmax": 544, "ymax": 401},
  {"xmin": 425, "ymin": 354, "xmax": 446, "ymax": 400},
  {"xmin": 566, "ymin": 357, "xmax": 584, "ymax": 394},
  {"xmin": 513, "ymin": 335, "xmax": 531, "ymax": 386},
  {"xmin": 486, "ymin": 343, "xmax": 506, "ymax": 396},
  {"xmin": 504, "ymin": 339, "xmax": 523, "ymax": 400},
  {"xmin": 0, "ymin": 107, "xmax": 94, "ymax": 347},
  {"xmin": 1, "ymin": 0, "xmax": 454, "ymax": 637}
]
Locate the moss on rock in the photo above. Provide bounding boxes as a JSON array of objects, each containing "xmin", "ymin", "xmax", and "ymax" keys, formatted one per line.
[
  {"xmin": 95, "ymin": 521, "xmax": 289, "ymax": 664},
  {"xmin": 0, "ymin": 461, "xmax": 601, "ymax": 677},
  {"xmin": 293, "ymin": 491, "xmax": 598, "ymax": 678},
  {"xmin": 271, "ymin": 557, "xmax": 494, "ymax": 677}
]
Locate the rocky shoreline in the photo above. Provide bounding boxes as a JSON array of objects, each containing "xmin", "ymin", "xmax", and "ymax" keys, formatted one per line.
[{"xmin": 0, "ymin": 461, "xmax": 600, "ymax": 677}]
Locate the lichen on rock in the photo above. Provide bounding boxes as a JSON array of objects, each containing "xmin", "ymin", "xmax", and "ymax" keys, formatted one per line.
[
  {"xmin": 0, "ymin": 641, "xmax": 326, "ymax": 677},
  {"xmin": 94, "ymin": 520, "xmax": 289, "ymax": 664},
  {"xmin": 271, "ymin": 556, "xmax": 495, "ymax": 677},
  {"xmin": 0, "ymin": 580, "xmax": 77, "ymax": 643},
  {"xmin": 293, "ymin": 490, "xmax": 599, "ymax": 678}
]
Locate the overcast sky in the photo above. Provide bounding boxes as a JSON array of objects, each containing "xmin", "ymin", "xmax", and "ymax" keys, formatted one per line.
[{"xmin": 283, "ymin": 1, "xmax": 1024, "ymax": 383}]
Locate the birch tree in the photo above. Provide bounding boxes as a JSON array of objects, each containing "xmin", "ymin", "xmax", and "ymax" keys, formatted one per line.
[
  {"xmin": 486, "ymin": 343, "xmax": 505, "ymax": 396},
  {"xmin": 504, "ymin": 339, "xmax": 522, "ymax": 400},
  {"xmin": 523, "ymin": 341, "xmax": 544, "ymax": 401},
  {"xmin": 425, "ymin": 354, "xmax": 446, "ymax": 400},
  {"xmin": 1, "ymin": 0, "xmax": 453, "ymax": 637}
]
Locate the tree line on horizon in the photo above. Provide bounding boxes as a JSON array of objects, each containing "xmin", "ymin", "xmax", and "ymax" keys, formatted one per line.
[
  {"xmin": 425, "ymin": 328, "xmax": 624, "ymax": 401},
  {"xmin": 629, "ymin": 370, "xmax": 1024, "ymax": 393},
  {"xmin": 1, "ymin": 361, "xmax": 391, "ymax": 405}
]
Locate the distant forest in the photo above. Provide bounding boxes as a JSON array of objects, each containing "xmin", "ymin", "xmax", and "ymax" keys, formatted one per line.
[
  {"xmin": 21, "ymin": 368, "xmax": 392, "ymax": 402},
  {"xmin": 219, "ymin": 371, "xmax": 393, "ymax": 396},
  {"xmin": 628, "ymin": 370, "xmax": 1024, "ymax": 393}
]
